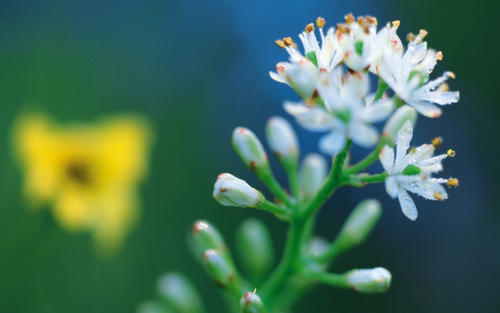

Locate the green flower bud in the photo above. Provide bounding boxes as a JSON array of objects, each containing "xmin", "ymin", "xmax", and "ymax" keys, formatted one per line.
[
  {"xmin": 213, "ymin": 173, "xmax": 265, "ymax": 208},
  {"xmin": 337, "ymin": 200, "xmax": 382, "ymax": 250},
  {"xmin": 266, "ymin": 116, "xmax": 299, "ymax": 170},
  {"xmin": 240, "ymin": 291, "xmax": 266, "ymax": 313},
  {"xmin": 137, "ymin": 300, "xmax": 172, "ymax": 313},
  {"xmin": 189, "ymin": 220, "xmax": 226, "ymax": 257},
  {"xmin": 232, "ymin": 127, "xmax": 270, "ymax": 177},
  {"xmin": 300, "ymin": 154, "xmax": 327, "ymax": 199},
  {"xmin": 346, "ymin": 267, "xmax": 391, "ymax": 293},
  {"xmin": 157, "ymin": 273, "xmax": 203, "ymax": 313},
  {"xmin": 383, "ymin": 105, "xmax": 417, "ymax": 143},
  {"xmin": 201, "ymin": 249, "xmax": 234, "ymax": 288},
  {"xmin": 236, "ymin": 219, "xmax": 274, "ymax": 283},
  {"xmin": 307, "ymin": 236, "xmax": 329, "ymax": 258}
]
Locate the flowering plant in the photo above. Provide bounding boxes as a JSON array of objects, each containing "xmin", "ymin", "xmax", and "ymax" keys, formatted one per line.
[{"xmin": 138, "ymin": 14, "xmax": 459, "ymax": 313}]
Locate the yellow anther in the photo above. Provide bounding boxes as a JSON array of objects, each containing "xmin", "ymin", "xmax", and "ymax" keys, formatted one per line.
[
  {"xmin": 337, "ymin": 23, "xmax": 350, "ymax": 34},
  {"xmin": 434, "ymin": 192, "xmax": 444, "ymax": 201},
  {"xmin": 447, "ymin": 178, "xmax": 459, "ymax": 187},
  {"xmin": 406, "ymin": 32, "xmax": 416, "ymax": 42},
  {"xmin": 275, "ymin": 39, "xmax": 285, "ymax": 48},
  {"xmin": 283, "ymin": 37, "xmax": 293, "ymax": 47},
  {"xmin": 366, "ymin": 15, "xmax": 378, "ymax": 25},
  {"xmin": 448, "ymin": 71, "xmax": 456, "ymax": 79},
  {"xmin": 316, "ymin": 17, "xmax": 326, "ymax": 28},
  {"xmin": 357, "ymin": 16, "xmax": 365, "ymax": 26},
  {"xmin": 418, "ymin": 29, "xmax": 428, "ymax": 40},
  {"xmin": 440, "ymin": 83, "xmax": 450, "ymax": 92},
  {"xmin": 436, "ymin": 51, "xmax": 443, "ymax": 61},
  {"xmin": 305, "ymin": 23, "xmax": 315, "ymax": 33},
  {"xmin": 431, "ymin": 137, "xmax": 443, "ymax": 148},
  {"xmin": 344, "ymin": 13, "xmax": 355, "ymax": 24},
  {"xmin": 392, "ymin": 20, "xmax": 401, "ymax": 28},
  {"xmin": 447, "ymin": 149, "xmax": 456, "ymax": 157}
]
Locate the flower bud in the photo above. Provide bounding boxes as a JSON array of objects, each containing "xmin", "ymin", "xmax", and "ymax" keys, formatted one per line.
[
  {"xmin": 232, "ymin": 127, "xmax": 269, "ymax": 176},
  {"xmin": 300, "ymin": 154, "xmax": 327, "ymax": 199},
  {"xmin": 213, "ymin": 173, "xmax": 264, "ymax": 208},
  {"xmin": 189, "ymin": 220, "xmax": 226, "ymax": 257},
  {"xmin": 240, "ymin": 291, "xmax": 266, "ymax": 313},
  {"xmin": 157, "ymin": 273, "xmax": 203, "ymax": 313},
  {"xmin": 307, "ymin": 237, "xmax": 329, "ymax": 258},
  {"xmin": 346, "ymin": 267, "xmax": 392, "ymax": 293},
  {"xmin": 266, "ymin": 116, "xmax": 299, "ymax": 170},
  {"xmin": 383, "ymin": 105, "xmax": 417, "ymax": 142},
  {"xmin": 336, "ymin": 200, "xmax": 382, "ymax": 250},
  {"xmin": 201, "ymin": 249, "xmax": 235, "ymax": 288},
  {"xmin": 236, "ymin": 219, "xmax": 274, "ymax": 283},
  {"xmin": 137, "ymin": 300, "xmax": 172, "ymax": 313}
]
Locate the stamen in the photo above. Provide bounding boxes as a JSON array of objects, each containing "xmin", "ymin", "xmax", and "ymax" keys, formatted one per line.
[
  {"xmin": 344, "ymin": 13, "xmax": 355, "ymax": 24},
  {"xmin": 447, "ymin": 149, "xmax": 456, "ymax": 157},
  {"xmin": 305, "ymin": 23, "xmax": 315, "ymax": 33},
  {"xmin": 434, "ymin": 192, "xmax": 444, "ymax": 201},
  {"xmin": 283, "ymin": 37, "xmax": 293, "ymax": 47},
  {"xmin": 431, "ymin": 137, "xmax": 443, "ymax": 148},
  {"xmin": 316, "ymin": 17, "xmax": 326, "ymax": 28},
  {"xmin": 436, "ymin": 51, "xmax": 443, "ymax": 61},
  {"xmin": 275, "ymin": 39, "xmax": 285, "ymax": 48},
  {"xmin": 448, "ymin": 71, "xmax": 456, "ymax": 79},
  {"xmin": 392, "ymin": 20, "xmax": 400, "ymax": 29},
  {"xmin": 406, "ymin": 32, "xmax": 415, "ymax": 42},
  {"xmin": 447, "ymin": 178, "xmax": 459, "ymax": 187},
  {"xmin": 357, "ymin": 16, "xmax": 365, "ymax": 27}
]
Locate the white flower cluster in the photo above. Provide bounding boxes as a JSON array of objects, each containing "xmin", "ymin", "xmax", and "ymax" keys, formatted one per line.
[
  {"xmin": 271, "ymin": 15, "xmax": 460, "ymax": 219},
  {"xmin": 271, "ymin": 15, "xmax": 459, "ymax": 154}
]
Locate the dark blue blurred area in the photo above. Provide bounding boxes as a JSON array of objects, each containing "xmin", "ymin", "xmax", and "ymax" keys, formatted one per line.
[{"xmin": 0, "ymin": 0, "xmax": 498, "ymax": 312}]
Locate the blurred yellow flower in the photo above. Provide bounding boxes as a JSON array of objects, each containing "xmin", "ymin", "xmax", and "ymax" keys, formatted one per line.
[{"xmin": 14, "ymin": 113, "xmax": 152, "ymax": 255}]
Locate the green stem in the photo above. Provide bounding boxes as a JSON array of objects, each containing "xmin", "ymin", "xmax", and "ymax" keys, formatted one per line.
[
  {"xmin": 260, "ymin": 200, "xmax": 290, "ymax": 220},
  {"xmin": 260, "ymin": 171, "xmax": 293, "ymax": 208},
  {"xmin": 358, "ymin": 172, "xmax": 388, "ymax": 184},
  {"xmin": 345, "ymin": 137, "xmax": 389, "ymax": 175},
  {"xmin": 300, "ymin": 268, "xmax": 349, "ymax": 289},
  {"xmin": 374, "ymin": 78, "xmax": 389, "ymax": 102},
  {"xmin": 260, "ymin": 219, "xmax": 305, "ymax": 306},
  {"xmin": 287, "ymin": 165, "xmax": 301, "ymax": 205},
  {"xmin": 301, "ymin": 140, "xmax": 352, "ymax": 218},
  {"xmin": 315, "ymin": 238, "xmax": 343, "ymax": 263}
]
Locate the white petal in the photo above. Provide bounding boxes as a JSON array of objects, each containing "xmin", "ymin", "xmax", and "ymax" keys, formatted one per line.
[
  {"xmin": 415, "ymin": 90, "xmax": 460, "ymax": 105},
  {"xmin": 360, "ymin": 98, "xmax": 394, "ymax": 123},
  {"xmin": 409, "ymin": 101, "xmax": 442, "ymax": 118},
  {"xmin": 397, "ymin": 190, "xmax": 418, "ymax": 220},
  {"xmin": 403, "ymin": 178, "xmax": 448, "ymax": 201},
  {"xmin": 349, "ymin": 122, "xmax": 379, "ymax": 148},
  {"xmin": 420, "ymin": 71, "xmax": 455, "ymax": 91},
  {"xmin": 284, "ymin": 102, "xmax": 333, "ymax": 132},
  {"xmin": 319, "ymin": 130, "xmax": 346, "ymax": 155},
  {"xmin": 385, "ymin": 176, "xmax": 399, "ymax": 199},
  {"xmin": 269, "ymin": 71, "xmax": 288, "ymax": 84},
  {"xmin": 379, "ymin": 146, "xmax": 395, "ymax": 172},
  {"xmin": 395, "ymin": 121, "xmax": 413, "ymax": 167}
]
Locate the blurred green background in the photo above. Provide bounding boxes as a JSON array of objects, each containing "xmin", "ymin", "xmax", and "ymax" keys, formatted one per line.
[{"xmin": 0, "ymin": 0, "xmax": 498, "ymax": 312}]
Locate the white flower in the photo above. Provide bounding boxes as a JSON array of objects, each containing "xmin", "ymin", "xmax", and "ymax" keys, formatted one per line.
[
  {"xmin": 346, "ymin": 267, "xmax": 391, "ymax": 293},
  {"xmin": 378, "ymin": 30, "xmax": 459, "ymax": 118},
  {"xmin": 213, "ymin": 173, "xmax": 263, "ymax": 208},
  {"xmin": 379, "ymin": 121, "xmax": 453, "ymax": 220},
  {"xmin": 337, "ymin": 15, "xmax": 402, "ymax": 72},
  {"xmin": 285, "ymin": 70, "xmax": 393, "ymax": 155}
]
